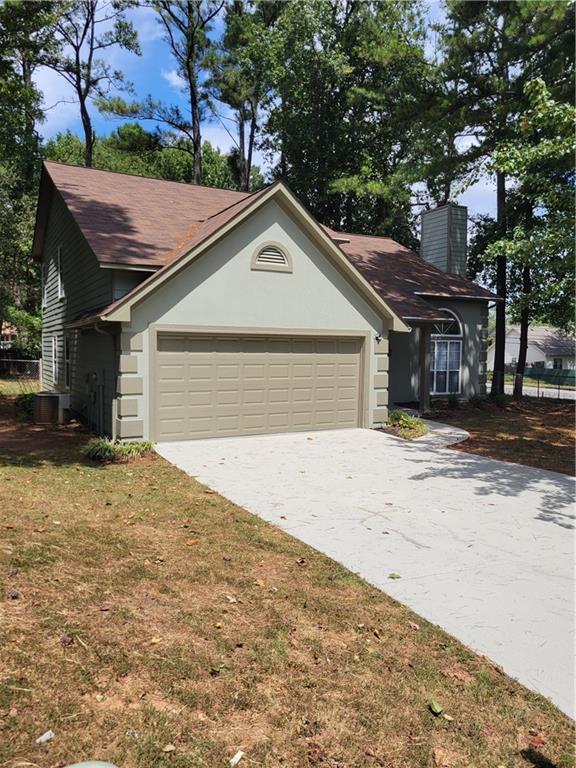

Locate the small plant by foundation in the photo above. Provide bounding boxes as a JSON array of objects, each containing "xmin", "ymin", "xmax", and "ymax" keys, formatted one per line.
[
  {"xmin": 387, "ymin": 410, "xmax": 428, "ymax": 440},
  {"xmin": 82, "ymin": 437, "xmax": 153, "ymax": 463},
  {"xmin": 14, "ymin": 392, "xmax": 35, "ymax": 420}
]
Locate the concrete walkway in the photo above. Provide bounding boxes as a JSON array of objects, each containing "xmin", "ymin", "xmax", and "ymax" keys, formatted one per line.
[{"xmin": 157, "ymin": 428, "xmax": 575, "ymax": 717}]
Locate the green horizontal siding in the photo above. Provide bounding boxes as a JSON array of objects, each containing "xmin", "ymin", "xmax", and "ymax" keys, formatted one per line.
[{"xmin": 41, "ymin": 190, "xmax": 117, "ymax": 434}]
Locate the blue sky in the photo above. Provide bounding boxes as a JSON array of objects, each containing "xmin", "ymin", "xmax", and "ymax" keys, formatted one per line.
[{"xmin": 34, "ymin": 1, "xmax": 496, "ymax": 221}]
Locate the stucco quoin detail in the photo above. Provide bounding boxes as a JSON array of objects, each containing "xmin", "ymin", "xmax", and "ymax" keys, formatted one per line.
[{"xmin": 117, "ymin": 376, "xmax": 143, "ymax": 396}]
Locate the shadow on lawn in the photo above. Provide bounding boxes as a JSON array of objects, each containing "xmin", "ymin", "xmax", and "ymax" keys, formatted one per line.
[
  {"xmin": 0, "ymin": 400, "xmax": 91, "ymax": 468},
  {"xmin": 402, "ymin": 441, "xmax": 576, "ymax": 530},
  {"xmin": 520, "ymin": 747, "xmax": 559, "ymax": 768}
]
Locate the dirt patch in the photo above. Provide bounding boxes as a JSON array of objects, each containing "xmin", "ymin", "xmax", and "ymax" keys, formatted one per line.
[
  {"xmin": 0, "ymin": 392, "xmax": 87, "ymax": 454},
  {"xmin": 429, "ymin": 397, "xmax": 575, "ymax": 475}
]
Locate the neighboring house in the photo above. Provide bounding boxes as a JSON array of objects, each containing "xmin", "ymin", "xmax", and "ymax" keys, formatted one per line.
[
  {"xmin": 0, "ymin": 322, "xmax": 17, "ymax": 350},
  {"xmin": 487, "ymin": 325, "xmax": 576, "ymax": 371},
  {"xmin": 32, "ymin": 162, "xmax": 497, "ymax": 441}
]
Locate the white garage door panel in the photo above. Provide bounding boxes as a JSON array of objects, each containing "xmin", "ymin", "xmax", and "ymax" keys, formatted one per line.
[{"xmin": 155, "ymin": 334, "xmax": 363, "ymax": 440}]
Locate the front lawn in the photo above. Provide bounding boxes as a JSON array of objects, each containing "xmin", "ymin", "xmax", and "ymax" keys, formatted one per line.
[
  {"xmin": 429, "ymin": 397, "xmax": 575, "ymax": 476},
  {"xmin": 0, "ymin": 384, "xmax": 573, "ymax": 767}
]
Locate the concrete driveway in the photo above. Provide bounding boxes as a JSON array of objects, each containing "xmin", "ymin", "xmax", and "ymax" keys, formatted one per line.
[{"xmin": 157, "ymin": 428, "xmax": 575, "ymax": 717}]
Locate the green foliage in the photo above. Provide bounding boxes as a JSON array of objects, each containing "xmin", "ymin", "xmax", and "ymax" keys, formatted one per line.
[
  {"xmin": 264, "ymin": 0, "xmax": 427, "ymax": 244},
  {"xmin": 0, "ymin": 2, "xmax": 53, "ymax": 324},
  {"xmin": 387, "ymin": 410, "xmax": 428, "ymax": 439},
  {"xmin": 82, "ymin": 437, "xmax": 153, "ymax": 464},
  {"xmin": 485, "ymin": 79, "xmax": 575, "ymax": 332},
  {"xmin": 4, "ymin": 305, "xmax": 41, "ymax": 356},
  {"xmin": 206, "ymin": 1, "xmax": 278, "ymax": 191},
  {"xmin": 14, "ymin": 392, "xmax": 35, "ymax": 420},
  {"xmin": 44, "ymin": 128, "xmax": 252, "ymax": 191},
  {"xmin": 42, "ymin": 0, "xmax": 141, "ymax": 167}
]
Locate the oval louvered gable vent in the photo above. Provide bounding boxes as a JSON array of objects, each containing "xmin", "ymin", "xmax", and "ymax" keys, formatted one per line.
[
  {"xmin": 251, "ymin": 243, "xmax": 293, "ymax": 272},
  {"xmin": 256, "ymin": 245, "xmax": 287, "ymax": 265}
]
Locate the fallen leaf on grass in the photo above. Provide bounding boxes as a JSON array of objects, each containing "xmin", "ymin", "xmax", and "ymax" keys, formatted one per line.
[
  {"xmin": 428, "ymin": 699, "xmax": 443, "ymax": 716},
  {"xmin": 185, "ymin": 539, "xmax": 198, "ymax": 546},
  {"xmin": 150, "ymin": 637, "xmax": 162, "ymax": 645},
  {"xmin": 35, "ymin": 729, "xmax": 54, "ymax": 744},
  {"xmin": 162, "ymin": 743, "xmax": 176, "ymax": 753},
  {"xmin": 209, "ymin": 660, "xmax": 228, "ymax": 677},
  {"xmin": 432, "ymin": 747, "xmax": 451, "ymax": 767},
  {"xmin": 408, "ymin": 621, "xmax": 420, "ymax": 631},
  {"xmin": 528, "ymin": 735, "xmax": 546, "ymax": 748}
]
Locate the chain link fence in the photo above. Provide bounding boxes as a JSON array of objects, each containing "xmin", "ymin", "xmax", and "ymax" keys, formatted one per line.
[
  {"xmin": 0, "ymin": 358, "xmax": 41, "ymax": 380},
  {"xmin": 489, "ymin": 367, "xmax": 576, "ymax": 401}
]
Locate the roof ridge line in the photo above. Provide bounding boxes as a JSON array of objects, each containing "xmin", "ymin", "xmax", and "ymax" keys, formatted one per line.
[
  {"xmin": 43, "ymin": 159, "xmax": 251, "ymax": 197},
  {"xmin": 204, "ymin": 180, "xmax": 279, "ymax": 221}
]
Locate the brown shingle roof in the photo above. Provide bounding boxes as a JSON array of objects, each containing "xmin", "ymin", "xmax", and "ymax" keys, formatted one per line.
[
  {"xmin": 327, "ymin": 230, "xmax": 498, "ymax": 320},
  {"xmin": 43, "ymin": 161, "xmax": 249, "ymax": 267},
  {"xmin": 38, "ymin": 162, "xmax": 498, "ymax": 323}
]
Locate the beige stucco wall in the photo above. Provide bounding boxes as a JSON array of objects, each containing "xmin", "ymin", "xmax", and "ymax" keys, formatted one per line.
[{"xmin": 116, "ymin": 199, "xmax": 392, "ymax": 440}]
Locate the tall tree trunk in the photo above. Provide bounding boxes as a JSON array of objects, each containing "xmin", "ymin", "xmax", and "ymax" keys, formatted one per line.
[
  {"xmin": 490, "ymin": 170, "xmax": 507, "ymax": 396},
  {"xmin": 246, "ymin": 108, "xmax": 257, "ymax": 192},
  {"xmin": 80, "ymin": 96, "xmax": 93, "ymax": 167},
  {"xmin": 21, "ymin": 58, "xmax": 36, "ymax": 192},
  {"xmin": 513, "ymin": 264, "xmax": 532, "ymax": 400},
  {"xmin": 189, "ymin": 69, "xmax": 202, "ymax": 185},
  {"xmin": 238, "ymin": 108, "xmax": 247, "ymax": 191}
]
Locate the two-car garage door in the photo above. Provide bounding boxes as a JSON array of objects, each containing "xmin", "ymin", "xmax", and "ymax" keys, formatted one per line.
[{"xmin": 155, "ymin": 333, "xmax": 363, "ymax": 441}]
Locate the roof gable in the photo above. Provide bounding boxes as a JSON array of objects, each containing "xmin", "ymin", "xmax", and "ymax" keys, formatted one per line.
[
  {"xmin": 34, "ymin": 162, "xmax": 497, "ymax": 327},
  {"xmin": 102, "ymin": 183, "xmax": 408, "ymax": 331}
]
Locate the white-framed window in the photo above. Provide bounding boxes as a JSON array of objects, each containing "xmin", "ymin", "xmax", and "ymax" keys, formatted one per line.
[
  {"xmin": 57, "ymin": 245, "xmax": 65, "ymax": 299},
  {"xmin": 52, "ymin": 335, "xmax": 59, "ymax": 384},
  {"xmin": 64, "ymin": 334, "xmax": 71, "ymax": 389},
  {"xmin": 430, "ymin": 309, "xmax": 462, "ymax": 395}
]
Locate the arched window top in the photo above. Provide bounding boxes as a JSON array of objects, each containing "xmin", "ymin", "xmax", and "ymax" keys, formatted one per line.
[
  {"xmin": 251, "ymin": 242, "xmax": 293, "ymax": 273},
  {"xmin": 432, "ymin": 308, "xmax": 462, "ymax": 337}
]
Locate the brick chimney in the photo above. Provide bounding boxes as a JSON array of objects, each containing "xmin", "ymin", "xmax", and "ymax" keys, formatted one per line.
[{"xmin": 420, "ymin": 203, "xmax": 468, "ymax": 277}]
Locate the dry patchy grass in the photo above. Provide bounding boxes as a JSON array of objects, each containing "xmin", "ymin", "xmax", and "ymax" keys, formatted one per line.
[
  {"xmin": 0, "ymin": 390, "xmax": 574, "ymax": 768},
  {"xmin": 430, "ymin": 398, "xmax": 575, "ymax": 476}
]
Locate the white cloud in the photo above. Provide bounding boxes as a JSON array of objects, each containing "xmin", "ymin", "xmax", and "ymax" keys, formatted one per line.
[
  {"xmin": 161, "ymin": 68, "xmax": 186, "ymax": 92},
  {"xmin": 127, "ymin": 5, "xmax": 164, "ymax": 44}
]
